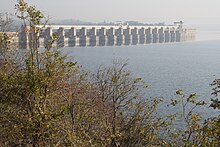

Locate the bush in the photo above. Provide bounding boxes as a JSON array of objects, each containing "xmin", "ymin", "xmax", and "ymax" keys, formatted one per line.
[{"xmin": 0, "ymin": 0, "xmax": 219, "ymax": 146}]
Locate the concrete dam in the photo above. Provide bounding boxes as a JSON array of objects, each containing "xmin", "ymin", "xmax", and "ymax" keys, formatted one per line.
[{"xmin": 19, "ymin": 22, "xmax": 196, "ymax": 49}]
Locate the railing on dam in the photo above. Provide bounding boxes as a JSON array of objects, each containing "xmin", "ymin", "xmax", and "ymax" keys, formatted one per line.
[{"xmin": 18, "ymin": 24, "xmax": 196, "ymax": 49}]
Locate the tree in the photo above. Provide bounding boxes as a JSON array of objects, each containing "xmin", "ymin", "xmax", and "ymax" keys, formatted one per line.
[
  {"xmin": 2, "ymin": 0, "xmax": 219, "ymax": 146},
  {"xmin": 0, "ymin": 0, "xmax": 79, "ymax": 145},
  {"xmin": 166, "ymin": 87, "xmax": 220, "ymax": 146},
  {"xmin": 93, "ymin": 61, "xmax": 168, "ymax": 146}
]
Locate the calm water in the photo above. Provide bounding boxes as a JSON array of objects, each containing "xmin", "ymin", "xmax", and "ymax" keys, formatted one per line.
[{"xmin": 63, "ymin": 39, "xmax": 220, "ymax": 118}]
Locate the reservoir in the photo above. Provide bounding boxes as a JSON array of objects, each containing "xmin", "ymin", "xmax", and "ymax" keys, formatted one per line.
[{"xmin": 63, "ymin": 39, "xmax": 220, "ymax": 118}]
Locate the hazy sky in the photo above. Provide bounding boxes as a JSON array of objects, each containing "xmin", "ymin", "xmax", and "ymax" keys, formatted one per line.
[{"xmin": 1, "ymin": 0, "xmax": 220, "ymax": 26}]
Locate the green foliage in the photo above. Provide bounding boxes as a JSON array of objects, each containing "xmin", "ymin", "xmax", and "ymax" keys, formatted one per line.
[
  {"xmin": 0, "ymin": 0, "xmax": 220, "ymax": 146},
  {"xmin": 15, "ymin": 0, "xmax": 44, "ymax": 26},
  {"xmin": 1, "ymin": 1, "xmax": 167, "ymax": 146},
  {"xmin": 210, "ymin": 98, "xmax": 220, "ymax": 109},
  {"xmin": 166, "ymin": 89, "xmax": 220, "ymax": 146},
  {"xmin": 1, "ymin": 0, "xmax": 78, "ymax": 146},
  {"xmin": 0, "ymin": 32, "xmax": 11, "ymax": 59},
  {"xmin": 93, "ymin": 61, "xmax": 166, "ymax": 146}
]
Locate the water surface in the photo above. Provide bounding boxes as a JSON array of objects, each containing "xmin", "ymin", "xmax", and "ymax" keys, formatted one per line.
[{"xmin": 64, "ymin": 40, "xmax": 220, "ymax": 117}]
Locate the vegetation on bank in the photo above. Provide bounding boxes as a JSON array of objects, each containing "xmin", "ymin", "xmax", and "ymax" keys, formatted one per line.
[{"xmin": 0, "ymin": 0, "xmax": 219, "ymax": 146}]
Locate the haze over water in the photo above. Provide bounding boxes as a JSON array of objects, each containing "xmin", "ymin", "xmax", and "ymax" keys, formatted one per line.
[{"xmin": 196, "ymin": 24, "xmax": 220, "ymax": 41}]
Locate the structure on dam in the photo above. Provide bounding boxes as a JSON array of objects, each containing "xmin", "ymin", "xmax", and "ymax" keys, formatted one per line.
[{"xmin": 18, "ymin": 21, "xmax": 196, "ymax": 49}]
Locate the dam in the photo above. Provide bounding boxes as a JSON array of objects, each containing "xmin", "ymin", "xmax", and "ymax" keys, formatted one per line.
[{"xmin": 18, "ymin": 21, "xmax": 196, "ymax": 49}]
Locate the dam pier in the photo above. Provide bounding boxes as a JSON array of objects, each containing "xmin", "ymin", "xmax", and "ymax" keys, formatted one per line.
[{"xmin": 19, "ymin": 22, "xmax": 196, "ymax": 49}]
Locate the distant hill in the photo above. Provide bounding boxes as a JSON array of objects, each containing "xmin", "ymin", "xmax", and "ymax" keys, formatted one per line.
[
  {"xmin": 50, "ymin": 19, "xmax": 166, "ymax": 26},
  {"xmin": 51, "ymin": 19, "xmax": 94, "ymax": 25},
  {"xmin": 9, "ymin": 19, "xmax": 167, "ymax": 31}
]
